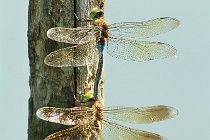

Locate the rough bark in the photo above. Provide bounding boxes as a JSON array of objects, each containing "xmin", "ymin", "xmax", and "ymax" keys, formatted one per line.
[{"xmin": 28, "ymin": 0, "xmax": 104, "ymax": 139}]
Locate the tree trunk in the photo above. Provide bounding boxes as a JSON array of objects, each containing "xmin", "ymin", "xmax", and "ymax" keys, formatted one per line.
[{"xmin": 27, "ymin": 0, "xmax": 104, "ymax": 139}]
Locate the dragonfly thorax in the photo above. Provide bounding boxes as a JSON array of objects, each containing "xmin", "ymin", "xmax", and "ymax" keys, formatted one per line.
[
  {"xmin": 92, "ymin": 101, "xmax": 103, "ymax": 121},
  {"xmin": 94, "ymin": 18, "xmax": 109, "ymax": 44}
]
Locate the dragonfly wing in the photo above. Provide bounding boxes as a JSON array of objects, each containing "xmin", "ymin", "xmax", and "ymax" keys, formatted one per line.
[
  {"xmin": 44, "ymin": 123, "xmax": 96, "ymax": 140},
  {"xmin": 102, "ymin": 119, "xmax": 166, "ymax": 140},
  {"xmin": 47, "ymin": 26, "xmax": 97, "ymax": 44},
  {"xmin": 103, "ymin": 105, "xmax": 178, "ymax": 124},
  {"xmin": 36, "ymin": 106, "xmax": 96, "ymax": 125},
  {"xmin": 106, "ymin": 38, "xmax": 177, "ymax": 61},
  {"xmin": 108, "ymin": 17, "xmax": 180, "ymax": 40},
  {"xmin": 44, "ymin": 40, "xmax": 98, "ymax": 67}
]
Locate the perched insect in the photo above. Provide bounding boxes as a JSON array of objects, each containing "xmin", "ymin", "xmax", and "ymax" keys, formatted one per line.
[
  {"xmin": 36, "ymin": 101, "xmax": 178, "ymax": 140},
  {"xmin": 44, "ymin": 8, "xmax": 180, "ymax": 100}
]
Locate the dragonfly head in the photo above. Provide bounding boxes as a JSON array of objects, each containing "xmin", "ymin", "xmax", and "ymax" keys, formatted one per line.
[
  {"xmin": 83, "ymin": 91, "xmax": 94, "ymax": 102},
  {"xmin": 90, "ymin": 7, "xmax": 104, "ymax": 19}
]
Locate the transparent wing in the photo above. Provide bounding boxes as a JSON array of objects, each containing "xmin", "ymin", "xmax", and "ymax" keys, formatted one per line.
[
  {"xmin": 106, "ymin": 37, "xmax": 177, "ymax": 61},
  {"xmin": 44, "ymin": 123, "xmax": 96, "ymax": 140},
  {"xmin": 102, "ymin": 119, "xmax": 166, "ymax": 140},
  {"xmin": 103, "ymin": 105, "xmax": 178, "ymax": 124},
  {"xmin": 47, "ymin": 26, "xmax": 98, "ymax": 44},
  {"xmin": 36, "ymin": 106, "xmax": 96, "ymax": 125},
  {"xmin": 108, "ymin": 17, "xmax": 180, "ymax": 40},
  {"xmin": 44, "ymin": 40, "xmax": 98, "ymax": 67}
]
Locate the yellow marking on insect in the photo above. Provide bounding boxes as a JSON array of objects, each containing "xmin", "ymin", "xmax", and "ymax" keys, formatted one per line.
[{"xmin": 83, "ymin": 90, "xmax": 94, "ymax": 102}]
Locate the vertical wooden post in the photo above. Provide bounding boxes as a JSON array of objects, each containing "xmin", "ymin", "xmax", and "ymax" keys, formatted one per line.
[
  {"xmin": 74, "ymin": 0, "xmax": 105, "ymax": 107},
  {"xmin": 28, "ymin": 0, "xmax": 104, "ymax": 139}
]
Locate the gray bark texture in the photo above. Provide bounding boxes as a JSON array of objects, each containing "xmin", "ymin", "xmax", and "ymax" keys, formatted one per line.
[{"xmin": 28, "ymin": 0, "xmax": 105, "ymax": 139}]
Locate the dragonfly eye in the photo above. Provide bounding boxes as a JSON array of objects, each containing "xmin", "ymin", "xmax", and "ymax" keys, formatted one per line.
[
  {"xmin": 90, "ymin": 8, "xmax": 104, "ymax": 19},
  {"xmin": 74, "ymin": 93, "xmax": 95, "ymax": 104},
  {"xmin": 95, "ymin": 11, "xmax": 104, "ymax": 18}
]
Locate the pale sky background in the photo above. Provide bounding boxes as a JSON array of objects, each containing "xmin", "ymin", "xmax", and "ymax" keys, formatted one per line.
[{"xmin": 0, "ymin": 0, "xmax": 210, "ymax": 140}]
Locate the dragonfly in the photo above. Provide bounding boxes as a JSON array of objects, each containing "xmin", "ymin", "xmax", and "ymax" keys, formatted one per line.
[
  {"xmin": 36, "ymin": 101, "xmax": 178, "ymax": 140},
  {"xmin": 44, "ymin": 8, "xmax": 180, "ymax": 101}
]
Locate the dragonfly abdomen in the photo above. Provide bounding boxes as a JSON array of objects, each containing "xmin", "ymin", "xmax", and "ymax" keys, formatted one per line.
[{"xmin": 94, "ymin": 43, "xmax": 106, "ymax": 100}]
